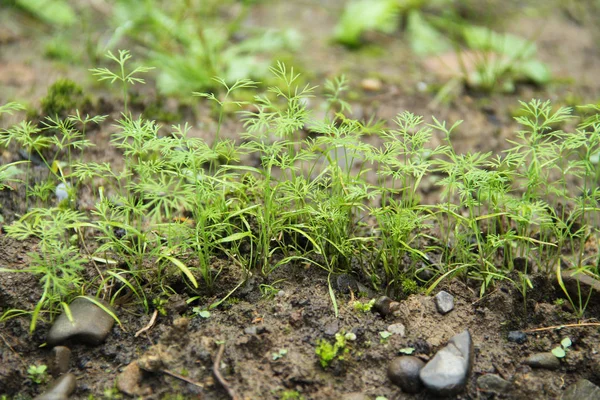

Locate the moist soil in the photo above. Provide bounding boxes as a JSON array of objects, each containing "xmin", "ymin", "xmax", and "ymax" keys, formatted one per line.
[{"xmin": 2, "ymin": 1, "xmax": 600, "ymax": 399}]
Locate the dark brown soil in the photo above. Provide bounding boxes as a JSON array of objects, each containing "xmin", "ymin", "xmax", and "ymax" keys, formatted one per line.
[{"xmin": 2, "ymin": 1, "xmax": 600, "ymax": 399}]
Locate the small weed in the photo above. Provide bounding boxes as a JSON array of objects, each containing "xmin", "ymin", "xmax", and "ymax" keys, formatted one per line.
[
  {"xmin": 260, "ymin": 279, "xmax": 285, "ymax": 300},
  {"xmin": 39, "ymin": 79, "xmax": 90, "ymax": 119},
  {"xmin": 27, "ymin": 364, "xmax": 48, "ymax": 384},
  {"xmin": 315, "ymin": 332, "xmax": 349, "ymax": 368},
  {"xmin": 398, "ymin": 347, "xmax": 415, "ymax": 355},
  {"xmin": 192, "ymin": 308, "xmax": 211, "ymax": 319},
  {"xmin": 551, "ymin": 337, "xmax": 572, "ymax": 358},
  {"xmin": 352, "ymin": 299, "xmax": 375, "ymax": 313},
  {"xmin": 272, "ymin": 349, "xmax": 288, "ymax": 361},
  {"xmin": 379, "ymin": 330, "xmax": 393, "ymax": 344},
  {"xmin": 280, "ymin": 390, "xmax": 305, "ymax": 400}
]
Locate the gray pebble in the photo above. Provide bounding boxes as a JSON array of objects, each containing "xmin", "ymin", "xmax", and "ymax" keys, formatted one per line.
[
  {"xmin": 55, "ymin": 183, "xmax": 70, "ymax": 202},
  {"xmin": 324, "ymin": 320, "xmax": 340, "ymax": 336},
  {"xmin": 388, "ymin": 356, "xmax": 425, "ymax": 393},
  {"xmin": 420, "ymin": 330, "xmax": 473, "ymax": 396},
  {"xmin": 387, "ymin": 323, "xmax": 406, "ymax": 337},
  {"xmin": 508, "ymin": 330, "xmax": 527, "ymax": 344},
  {"xmin": 434, "ymin": 290, "xmax": 454, "ymax": 314},
  {"xmin": 523, "ymin": 352, "xmax": 561, "ymax": 370},
  {"xmin": 48, "ymin": 346, "xmax": 71, "ymax": 377},
  {"xmin": 47, "ymin": 297, "xmax": 115, "ymax": 346},
  {"xmin": 336, "ymin": 274, "xmax": 359, "ymax": 294},
  {"xmin": 477, "ymin": 374, "xmax": 512, "ymax": 393},
  {"xmin": 562, "ymin": 379, "xmax": 600, "ymax": 400},
  {"xmin": 33, "ymin": 373, "xmax": 76, "ymax": 400}
]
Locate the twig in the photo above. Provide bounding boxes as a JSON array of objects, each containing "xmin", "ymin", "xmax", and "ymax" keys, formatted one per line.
[
  {"xmin": 523, "ymin": 322, "xmax": 600, "ymax": 333},
  {"xmin": 135, "ymin": 309, "xmax": 158, "ymax": 338},
  {"xmin": 0, "ymin": 333, "xmax": 27, "ymax": 368},
  {"xmin": 213, "ymin": 343, "xmax": 238, "ymax": 400},
  {"xmin": 162, "ymin": 368, "xmax": 204, "ymax": 391}
]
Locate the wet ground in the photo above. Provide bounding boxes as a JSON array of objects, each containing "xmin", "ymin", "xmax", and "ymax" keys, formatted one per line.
[{"xmin": 1, "ymin": 1, "xmax": 600, "ymax": 399}]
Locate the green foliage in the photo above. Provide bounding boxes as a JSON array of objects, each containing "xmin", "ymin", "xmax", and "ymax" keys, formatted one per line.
[
  {"xmin": 334, "ymin": 0, "xmax": 400, "ymax": 47},
  {"xmin": 40, "ymin": 79, "xmax": 89, "ymax": 118},
  {"xmin": 90, "ymin": 50, "xmax": 154, "ymax": 115},
  {"xmin": 26, "ymin": 364, "xmax": 48, "ymax": 384},
  {"xmin": 353, "ymin": 299, "xmax": 375, "ymax": 313},
  {"xmin": 551, "ymin": 337, "xmax": 572, "ymax": 358},
  {"xmin": 15, "ymin": 0, "xmax": 76, "ymax": 27},
  {"xmin": 315, "ymin": 332, "xmax": 348, "ymax": 368},
  {"xmin": 280, "ymin": 390, "xmax": 305, "ymax": 400},
  {"xmin": 1, "ymin": 56, "xmax": 600, "ymax": 333},
  {"xmin": 272, "ymin": 348, "xmax": 288, "ymax": 361},
  {"xmin": 334, "ymin": 1, "xmax": 550, "ymax": 92},
  {"xmin": 109, "ymin": 0, "xmax": 300, "ymax": 96}
]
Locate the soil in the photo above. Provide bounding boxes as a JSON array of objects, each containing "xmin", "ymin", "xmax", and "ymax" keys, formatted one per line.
[{"xmin": 1, "ymin": 1, "xmax": 600, "ymax": 399}]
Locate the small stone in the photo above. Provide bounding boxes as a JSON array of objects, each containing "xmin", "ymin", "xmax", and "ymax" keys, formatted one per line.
[
  {"xmin": 523, "ymin": 352, "xmax": 561, "ymax": 370},
  {"xmin": 419, "ymin": 330, "xmax": 473, "ymax": 396},
  {"xmin": 336, "ymin": 274, "xmax": 358, "ymax": 294},
  {"xmin": 47, "ymin": 297, "xmax": 115, "ymax": 346},
  {"xmin": 48, "ymin": 346, "xmax": 71, "ymax": 377},
  {"xmin": 55, "ymin": 183, "xmax": 71, "ymax": 202},
  {"xmin": 477, "ymin": 374, "xmax": 512, "ymax": 393},
  {"xmin": 387, "ymin": 323, "xmax": 406, "ymax": 337},
  {"xmin": 508, "ymin": 331, "xmax": 527, "ymax": 344},
  {"xmin": 388, "ymin": 356, "xmax": 425, "ymax": 393},
  {"xmin": 361, "ymin": 78, "xmax": 382, "ymax": 92},
  {"xmin": 372, "ymin": 296, "xmax": 393, "ymax": 317},
  {"xmin": 33, "ymin": 373, "xmax": 76, "ymax": 400},
  {"xmin": 289, "ymin": 309, "xmax": 303, "ymax": 327},
  {"xmin": 324, "ymin": 320, "xmax": 340, "ymax": 336},
  {"xmin": 244, "ymin": 326, "xmax": 258, "ymax": 335},
  {"xmin": 434, "ymin": 291, "xmax": 454, "ymax": 314},
  {"xmin": 562, "ymin": 379, "xmax": 600, "ymax": 400},
  {"xmin": 117, "ymin": 362, "xmax": 151, "ymax": 396}
]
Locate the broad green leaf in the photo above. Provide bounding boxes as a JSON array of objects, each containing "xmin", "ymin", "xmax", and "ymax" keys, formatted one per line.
[
  {"xmin": 16, "ymin": 0, "xmax": 76, "ymax": 27},
  {"xmin": 406, "ymin": 10, "xmax": 450, "ymax": 56}
]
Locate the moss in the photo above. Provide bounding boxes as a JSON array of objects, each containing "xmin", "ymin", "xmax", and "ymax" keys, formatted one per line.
[
  {"xmin": 39, "ymin": 79, "xmax": 91, "ymax": 118},
  {"xmin": 401, "ymin": 277, "xmax": 419, "ymax": 295}
]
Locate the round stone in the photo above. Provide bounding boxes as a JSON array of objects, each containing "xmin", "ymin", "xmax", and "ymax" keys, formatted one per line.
[{"xmin": 388, "ymin": 356, "xmax": 425, "ymax": 393}]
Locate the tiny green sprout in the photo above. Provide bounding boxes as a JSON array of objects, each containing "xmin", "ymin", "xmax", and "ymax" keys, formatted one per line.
[
  {"xmin": 551, "ymin": 337, "xmax": 572, "ymax": 358},
  {"xmin": 379, "ymin": 330, "xmax": 393, "ymax": 343},
  {"xmin": 272, "ymin": 348, "xmax": 288, "ymax": 361},
  {"xmin": 353, "ymin": 299, "xmax": 375, "ymax": 313},
  {"xmin": 192, "ymin": 307, "xmax": 211, "ymax": 319},
  {"xmin": 398, "ymin": 347, "xmax": 415, "ymax": 355},
  {"xmin": 376, "ymin": 397, "xmax": 389, "ymax": 400},
  {"xmin": 27, "ymin": 364, "xmax": 48, "ymax": 384}
]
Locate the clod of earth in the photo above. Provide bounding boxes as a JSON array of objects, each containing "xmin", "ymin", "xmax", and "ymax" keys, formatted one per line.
[
  {"xmin": 387, "ymin": 355, "xmax": 425, "ymax": 393},
  {"xmin": 476, "ymin": 373, "xmax": 513, "ymax": 394},
  {"xmin": 419, "ymin": 330, "xmax": 473, "ymax": 396},
  {"xmin": 117, "ymin": 362, "xmax": 152, "ymax": 397},
  {"xmin": 46, "ymin": 297, "xmax": 115, "ymax": 346},
  {"xmin": 33, "ymin": 372, "xmax": 76, "ymax": 400}
]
